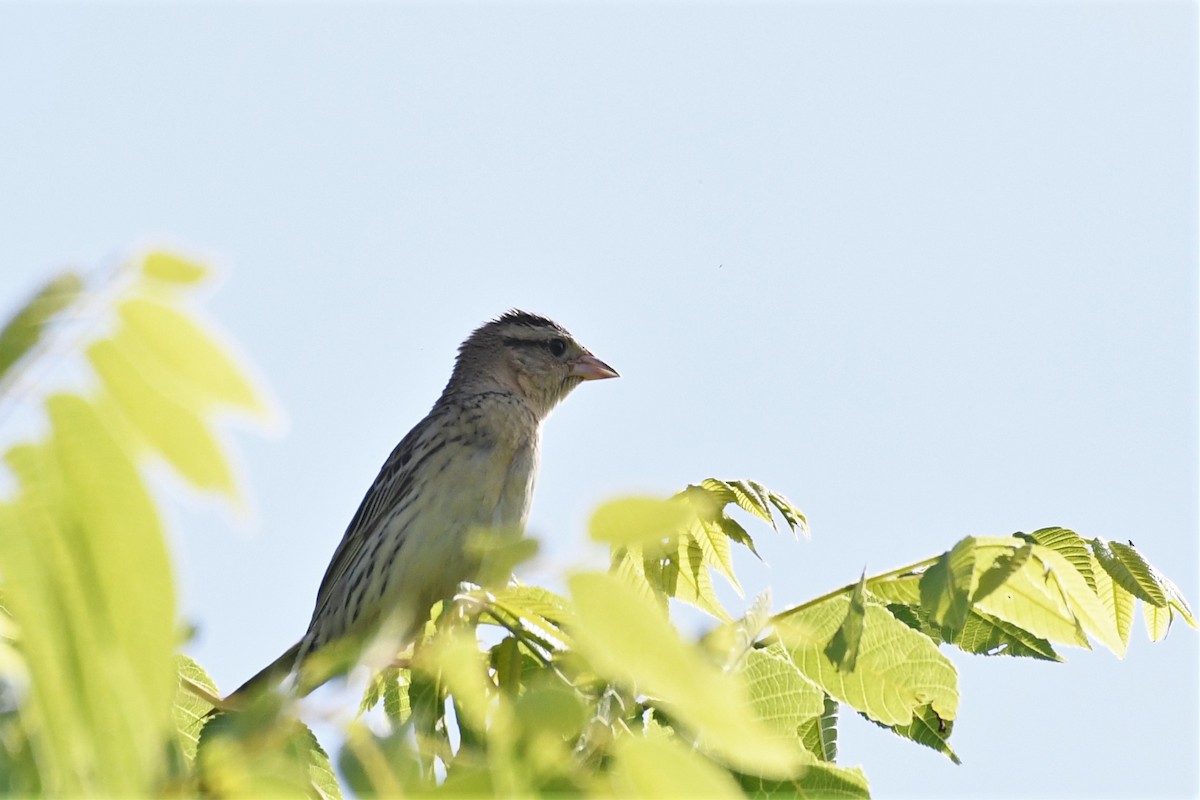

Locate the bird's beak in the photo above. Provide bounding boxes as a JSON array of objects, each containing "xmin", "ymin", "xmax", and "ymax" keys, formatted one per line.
[{"xmin": 571, "ymin": 354, "xmax": 619, "ymax": 381}]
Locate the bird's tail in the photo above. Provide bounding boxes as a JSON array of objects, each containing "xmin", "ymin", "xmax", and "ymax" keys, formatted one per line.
[{"xmin": 213, "ymin": 641, "xmax": 302, "ymax": 714}]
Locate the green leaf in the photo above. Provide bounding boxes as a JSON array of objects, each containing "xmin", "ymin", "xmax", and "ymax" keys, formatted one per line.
[
  {"xmin": 1092, "ymin": 539, "xmax": 1168, "ymax": 607},
  {"xmin": 919, "ymin": 538, "xmax": 975, "ymax": 633},
  {"xmin": 1162, "ymin": 575, "xmax": 1197, "ymax": 628},
  {"xmin": 117, "ymin": 297, "xmax": 268, "ymax": 417},
  {"xmin": 964, "ymin": 537, "xmax": 1118, "ymax": 652},
  {"xmin": 954, "ymin": 610, "xmax": 1062, "ymax": 661},
  {"xmin": 740, "ymin": 645, "xmax": 825, "ymax": 742},
  {"xmin": 865, "ymin": 572, "xmax": 922, "ymax": 606},
  {"xmin": 873, "ymin": 704, "xmax": 960, "ymax": 765},
  {"xmin": 1023, "ymin": 527, "xmax": 1096, "ymax": 592},
  {"xmin": 704, "ymin": 589, "xmax": 773, "ymax": 669},
  {"xmin": 739, "ymin": 762, "xmax": 871, "ymax": 799},
  {"xmin": 668, "ymin": 536, "xmax": 733, "ymax": 622},
  {"xmin": 198, "ymin": 710, "xmax": 342, "ymax": 799},
  {"xmin": 773, "ymin": 596, "xmax": 959, "ymax": 728},
  {"xmin": 0, "ymin": 272, "xmax": 82, "ymax": 385},
  {"xmin": 721, "ymin": 479, "xmax": 776, "ymax": 526},
  {"xmin": 339, "ymin": 725, "xmax": 422, "ymax": 798},
  {"xmin": 1143, "ymin": 600, "xmax": 1171, "ymax": 642},
  {"xmin": 569, "ymin": 572, "xmax": 802, "ymax": 779},
  {"xmin": 1091, "ymin": 558, "xmax": 1134, "ymax": 656},
  {"xmin": 173, "ymin": 655, "xmax": 218, "ymax": 763},
  {"xmin": 0, "ymin": 395, "xmax": 176, "ymax": 794},
  {"xmin": 485, "ymin": 584, "xmax": 574, "ymax": 651},
  {"xmin": 690, "ymin": 515, "xmax": 742, "ymax": 594},
  {"xmin": 87, "ymin": 339, "xmax": 236, "ymax": 495},
  {"xmin": 823, "ymin": 570, "xmax": 867, "ymax": 672},
  {"xmin": 464, "ymin": 525, "xmax": 538, "ymax": 591},
  {"xmin": 139, "ymin": 250, "xmax": 208, "ymax": 285},
  {"xmin": 589, "ymin": 496, "xmax": 694, "ymax": 547},
  {"xmin": 607, "ymin": 733, "xmax": 746, "ymax": 799},
  {"xmin": 796, "ymin": 695, "xmax": 839, "ymax": 762},
  {"xmin": 414, "ymin": 631, "xmax": 509, "ymax": 738},
  {"xmin": 766, "ymin": 489, "xmax": 809, "ymax": 538}
]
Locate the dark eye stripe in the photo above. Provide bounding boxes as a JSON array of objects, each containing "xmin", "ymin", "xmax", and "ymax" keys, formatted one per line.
[{"xmin": 502, "ymin": 335, "xmax": 566, "ymax": 353}]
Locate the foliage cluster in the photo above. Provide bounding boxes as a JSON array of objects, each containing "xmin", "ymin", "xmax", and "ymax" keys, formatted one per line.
[{"xmin": 0, "ymin": 251, "xmax": 1193, "ymax": 797}]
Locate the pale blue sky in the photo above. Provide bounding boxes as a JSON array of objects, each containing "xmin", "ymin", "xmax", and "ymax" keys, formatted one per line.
[{"xmin": 2, "ymin": 3, "xmax": 1197, "ymax": 797}]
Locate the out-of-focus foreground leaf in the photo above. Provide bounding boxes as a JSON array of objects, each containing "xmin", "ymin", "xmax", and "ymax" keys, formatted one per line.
[
  {"xmin": 0, "ymin": 250, "xmax": 272, "ymax": 794},
  {"xmin": 0, "ymin": 273, "xmax": 82, "ymax": 387}
]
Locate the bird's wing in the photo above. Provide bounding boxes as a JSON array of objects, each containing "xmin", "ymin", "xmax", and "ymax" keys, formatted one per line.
[{"xmin": 306, "ymin": 404, "xmax": 451, "ymax": 630}]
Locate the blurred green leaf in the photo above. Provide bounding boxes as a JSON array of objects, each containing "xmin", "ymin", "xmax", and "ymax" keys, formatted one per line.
[
  {"xmin": 139, "ymin": 250, "xmax": 208, "ymax": 285},
  {"xmin": 0, "ymin": 272, "xmax": 82, "ymax": 385},
  {"xmin": 607, "ymin": 732, "xmax": 746, "ymax": 798},
  {"xmin": 570, "ymin": 572, "xmax": 802, "ymax": 779},
  {"xmin": 87, "ymin": 339, "xmax": 236, "ymax": 495},
  {"xmin": 589, "ymin": 496, "xmax": 694, "ymax": 547},
  {"xmin": 117, "ymin": 296, "xmax": 268, "ymax": 418}
]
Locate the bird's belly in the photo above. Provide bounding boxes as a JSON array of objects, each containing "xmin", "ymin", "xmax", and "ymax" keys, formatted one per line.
[{"xmin": 378, "ymin": 437, "xmax": 538, "ymax": 627}]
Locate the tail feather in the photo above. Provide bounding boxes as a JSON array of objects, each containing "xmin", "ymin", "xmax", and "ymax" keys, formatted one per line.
[{"xmin": 215, "ymin": 641, "xmax": 302, "ymax": 713}]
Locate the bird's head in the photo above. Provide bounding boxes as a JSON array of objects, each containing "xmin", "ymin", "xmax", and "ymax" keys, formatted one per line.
[{"xmin": 447, "ymin": 310, "xmax": 618, "ymax": 418}]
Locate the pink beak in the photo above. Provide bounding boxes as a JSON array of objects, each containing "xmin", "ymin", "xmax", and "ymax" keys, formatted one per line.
[{"xmin": 571, "ymin": 353, "xmax": 620, "ymax": 381}]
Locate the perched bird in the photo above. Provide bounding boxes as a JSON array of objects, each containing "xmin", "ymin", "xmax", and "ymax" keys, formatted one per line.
[{"xmin": 224, "ymin": 310, "xmax": 617, "ymax": 705}]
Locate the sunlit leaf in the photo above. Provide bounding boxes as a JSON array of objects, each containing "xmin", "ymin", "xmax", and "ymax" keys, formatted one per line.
[
  {"xmin": 872, "ymin": 704, "xmax": 960, "ymax": 765},
  {"xmin": 1092, "ymin": 539, "xmax": 1168, "ymax": 607},
  {"xmin": 774, "ymin": 596, "xmax": 958, "ymax": 728},
  {"xmin": 414, "ymin": 630, "xmax": 508, "ymax": 738},
  {"xmin": 607, "ymin": 732, "xmax": 745, "ymax": 799},
  {"xmin": 589, "ymin": 497, "xmax": 694, "ymax": 547},
  {"xmin": 1021, "ymin": 528, "xmax": 1096, "ymax": 592},
  {"xmin": 139, "ymin": 250, "xmax": 208, "ymax": 285},
  {"xmin": 796, "ymin": 695, "xmax": 839, "ymax": 762},
  {"xmin": 1091, "ymin": 558, "xmax": 1133, "ymax": 656},
  {"xmin": 741, "ymin": 645, "xmax": 824, "ymax": 741},
  {"xmin": 569, "ymin": 573, "xmax": 802, "ymax": 778},
  {"xmin": 1143, "ymin": 600, "xmax": 1171, "ymax": 642},
  {"xmin": 87, "ymin": 339, "xmax": 235, "ymax": 495},
  {"xmin": 173, "ymin": 655, "xmax": 217, "ymax": 763},
  {"xmin": 117, "ymin": 297, "xmax": 267, "ymax": 417},
  {"xmin": 739, "ymin": 761, "xmax": 871, "ymax": 799}
]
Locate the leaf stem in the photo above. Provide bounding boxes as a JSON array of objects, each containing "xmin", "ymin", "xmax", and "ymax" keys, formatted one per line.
[{"xmin": 770, "ymin": 556, "xmax": 939, "ymax": 622}]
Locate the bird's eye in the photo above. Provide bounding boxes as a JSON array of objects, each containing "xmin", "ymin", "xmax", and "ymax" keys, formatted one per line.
[{"xmin": 547, "ymin": 338, "xmax": 567, "ymax": 357}]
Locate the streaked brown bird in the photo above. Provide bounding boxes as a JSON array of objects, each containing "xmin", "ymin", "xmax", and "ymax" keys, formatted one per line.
[{"xmin": 225, "ymin": 310, "xmax": 617, "ymax": 704}]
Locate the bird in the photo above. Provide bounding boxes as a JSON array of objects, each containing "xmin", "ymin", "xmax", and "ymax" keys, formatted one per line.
[{"xmin": 222, "ymin": 310, "xmax": 617, "ymax": 706}]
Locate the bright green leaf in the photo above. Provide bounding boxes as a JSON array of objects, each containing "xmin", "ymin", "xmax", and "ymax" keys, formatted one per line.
[
  {"xmin": 607, "ymin": 732, "xmax": 746, "ymax": 799},
  {"xmin": 139, "ymin": 250, "xmax": 208, "ymax": 285},
  {"xmin": 117, "ymin": 297, "xmax": 268, "ymax": 418},
  {"xmin": 569, "ymin": 572, "xmax": 802, "ymax": 779},
  {"xmin": 589, "ymin": 497, "xmax": 694, "ymax": 547},
  {"xmin": 87, "ymin": 339, "xmax": 236, "ymax": 495},
  {"xmin": 1143, "ymin": 600, "xmax": 1171, "ymax": 642},
  {"xmin": 741, "ymin": 645, "xmax": 825, "ymax": 741},
  {"xmin": 774, "ymin": 596, "xmax": 958, "ymax": 728},
  {"xmin": 1093, "ymin": 539, "xmax": 1168, "ymax": 607}
]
